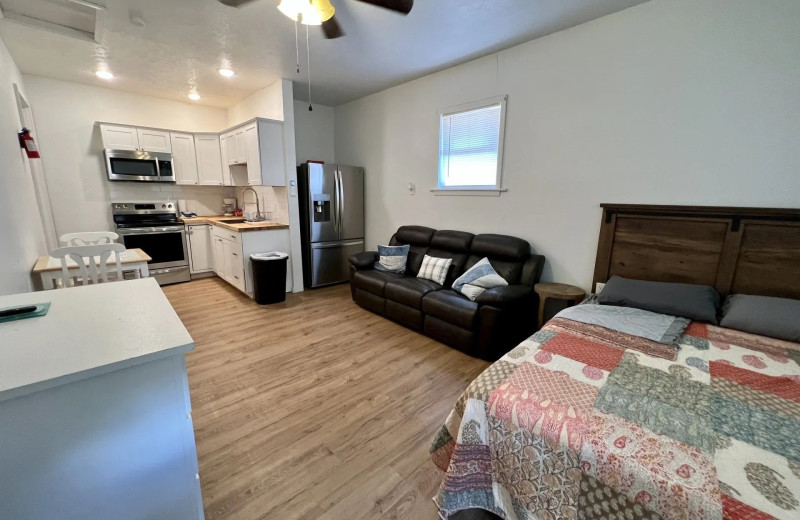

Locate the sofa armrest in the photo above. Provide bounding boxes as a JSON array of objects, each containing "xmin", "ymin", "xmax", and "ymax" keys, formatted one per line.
[
  {"xmin": 475, "ymin": 285, "xmax": 535, "ymax": 308},
  {"xmin": 349, "ymin": 251, "xmax": 378, "ymax": 271},
  {"xmin": 520, "ymin": 254, "xmax": 546, "ymax": 287}
]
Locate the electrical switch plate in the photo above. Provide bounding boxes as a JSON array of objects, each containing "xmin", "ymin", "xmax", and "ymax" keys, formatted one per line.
[
  {"xmin": 595, "ymin": 282, "xmax": 606, "ymax": 294},
  {"xmin": 408, "ymin": 182, "xmax": 416, "ymax": 195}
]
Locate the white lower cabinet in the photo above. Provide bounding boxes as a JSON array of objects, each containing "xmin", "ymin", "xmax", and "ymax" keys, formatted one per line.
[
  {"xmin": 187, "ymin": 224, "xmax": 213, "ymax": 273},
  {"xmin": 210, "ymin": 224, "xmax": 291, "ymax": 297}
]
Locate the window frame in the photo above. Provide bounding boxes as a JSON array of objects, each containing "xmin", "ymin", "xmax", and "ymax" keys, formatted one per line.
[{"xmin": 433, "ymin": 95, "xmax": 508, "ymax": 196}]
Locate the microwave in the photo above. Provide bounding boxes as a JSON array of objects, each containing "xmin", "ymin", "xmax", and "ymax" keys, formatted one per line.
[{"xmin": 105, "ymin": 149, "xmax": 175, "ymax": 182}]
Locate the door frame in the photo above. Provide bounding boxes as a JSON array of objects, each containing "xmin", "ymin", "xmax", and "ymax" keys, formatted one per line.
[{"xmin": 15, "ymin": 85, "xmax": 58, "ymax": 250}]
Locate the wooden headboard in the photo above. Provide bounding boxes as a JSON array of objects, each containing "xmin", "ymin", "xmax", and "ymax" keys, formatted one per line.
[{"xmin": 593, "ymin": 204, "xmax": 800, "ymax": 299}]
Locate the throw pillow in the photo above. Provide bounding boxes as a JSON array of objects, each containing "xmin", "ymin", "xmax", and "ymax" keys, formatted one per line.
[
  {"xmin": 374, "ymin": 244, "xmax": 410, "ymax": 273},
  {"xmin": 452, "ymin": 257, "xmax": 508, "ymax": 301},
  {"xmin": 417, "ymin": 255, "xmax": 453, "ymax": 285}
]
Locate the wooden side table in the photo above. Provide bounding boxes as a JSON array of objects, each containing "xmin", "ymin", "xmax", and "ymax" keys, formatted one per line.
[{"xmin": 534, "ymin": 282, "xmax": 586, "ymax": 328}]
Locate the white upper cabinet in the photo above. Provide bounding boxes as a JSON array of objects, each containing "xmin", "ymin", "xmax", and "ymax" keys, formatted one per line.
[
  {"xmin": 244, "ymin": 123, "xmax": 262, "ymax": 186},
  {"xmin": 137, "ymin": 129, "xmax": 172, "ymax": 153},
  {"xmin": 98, "ymin": 118, "xmax": 284, "ymax": 187},
  {"xmin": 218, "ymin": 134, "xmax": 233, "ymax": 186},
  {"xmin": 194, "ymin": 134, "xmax": 224, "ymax": 186},
  {"xmin": 170, "ymin": 132, "xmax": 198, "ymax": 185},
  {"xmin": 100, "ymin": 124, "xmax": 172, "ymax": 153},
  {"xmin": 254, "ymin": 120, "xmax": 286, "ymax": 187},
  {"xmin": 100, "ymin": 124, "xmax": 139, "ymax": 151}
]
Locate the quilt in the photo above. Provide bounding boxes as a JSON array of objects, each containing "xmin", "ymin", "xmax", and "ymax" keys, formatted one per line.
[{"xmin": 430, "ymin": 311, "xmax": 800, "ymax": 520}]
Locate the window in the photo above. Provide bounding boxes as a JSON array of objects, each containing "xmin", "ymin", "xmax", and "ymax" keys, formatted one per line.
[{"xmin": 436, "ymin": 95, "xmax": 507, "ymax": 194}]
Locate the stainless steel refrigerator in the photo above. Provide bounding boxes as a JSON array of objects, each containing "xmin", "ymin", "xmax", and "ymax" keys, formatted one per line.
[{"xmin": 298, "ymin": 163, "xmax": 365, "ymax": 288}]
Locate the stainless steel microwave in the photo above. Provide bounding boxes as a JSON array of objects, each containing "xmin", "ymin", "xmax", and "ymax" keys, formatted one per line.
[{"xmin": 105, "ymin": 149, "xmax": 175, "ymax": 182}]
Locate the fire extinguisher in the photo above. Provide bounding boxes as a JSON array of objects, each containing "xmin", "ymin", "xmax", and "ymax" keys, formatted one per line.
[{"xmin": 18, "ymin": 127, "xmax": 40, "ymax": 159}]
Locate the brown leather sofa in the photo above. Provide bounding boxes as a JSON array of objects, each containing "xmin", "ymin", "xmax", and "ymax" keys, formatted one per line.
[{"xmin": 348, "ymin": 226, "xmax": 545, "ymax": 360}]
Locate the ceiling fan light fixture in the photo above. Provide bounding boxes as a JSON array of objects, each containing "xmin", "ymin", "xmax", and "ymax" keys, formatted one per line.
[{"xmin": 277, "ymin": 0, "xmax": 334, "ymax": 26}]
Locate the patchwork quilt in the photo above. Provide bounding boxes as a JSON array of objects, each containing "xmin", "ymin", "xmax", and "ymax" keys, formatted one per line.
[{"xmin": 430, "ymin": 311, "xmax": 800, "ymax": 520}]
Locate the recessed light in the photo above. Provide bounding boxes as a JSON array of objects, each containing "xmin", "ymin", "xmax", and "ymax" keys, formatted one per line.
[
  {"xmin": 218, "ymin": 68, "xmax": 235, "ymax": 78},
  {"xmin": 188, "ymin": 92, "xmax": 201, "ymax": 101},
  {"xmin": 95, "ymin": 70, "xmax": 114, "ymax": 80}
]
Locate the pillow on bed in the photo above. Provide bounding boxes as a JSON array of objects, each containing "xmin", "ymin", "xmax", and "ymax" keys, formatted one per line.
[
  {"xmin": 557, "ymin": 304, "xmax": 690, "ymax": 346},
  {"xmin": 721, "ymin": 294, "xmax": 800, "ymax": 343},
  {"xmin": 598, "ymin": 275, "xmax": 720, "ymax": 324}
]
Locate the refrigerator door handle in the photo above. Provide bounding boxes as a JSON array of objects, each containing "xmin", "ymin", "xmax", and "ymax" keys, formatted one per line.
[
  {"xmin": 333, "ymin": 170, "xmax": 341, "ymax": 238},
  {"xmin": 311, "ymin": 240, "xmax": 364, "ymax": 249},
  {"xmin": 337, "ymin": 169, "xmax": 345, "ymax": 239}
]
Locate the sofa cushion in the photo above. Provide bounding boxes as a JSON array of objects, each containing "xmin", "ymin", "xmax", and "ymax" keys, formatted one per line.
[
  {"xmin": 466, "ymin": 234, "xmax": 531, "ymax": 284},
  {"xmin": 453, "ymin": 257, "xmax": 509, "ymax": 301},
  {"xmin": 417, "ymin": 255, "xmax": 453, "ymax": 285},
  {"xmin": 423, "ymin": 289, "xmax": 479, "ymax": 330},
  {"xmin": 389, "ymin": 226, "xmax": 435, "ymax": 276},
  {"xmin": 385, "ymin": 277, "xmax": 442, "ymax": 309},
  {"xmin": 426, "ymin": 230, "xmax": 475, "ymax": 286},
  {"xmin": 475, "ymin": 285, "xmax": 534, "ymax": 308},
  {"xmin": 352, "ymin": 269, "xmax": 403, "ymax": 297}
]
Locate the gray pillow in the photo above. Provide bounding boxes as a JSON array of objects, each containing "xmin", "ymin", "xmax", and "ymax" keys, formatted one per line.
[
  {"xmin": 598, "ymin": 276, "xmax": 720, "ymax": 324},
  {"xmin": 721, "ymin": 294, "xmax": 800, "ymax": 343}
]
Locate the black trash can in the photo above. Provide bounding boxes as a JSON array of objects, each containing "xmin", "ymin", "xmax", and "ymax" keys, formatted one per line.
[{"xmin": 250, "ymin": 252, "xmax": 289, "ymax": 304}]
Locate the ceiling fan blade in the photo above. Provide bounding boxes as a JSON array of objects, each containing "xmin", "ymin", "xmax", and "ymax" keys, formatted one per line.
[
  {"xmin": 321, "ymin": 15, "xmax": 345, "ymax": 39},
  {"xmin": 217, "ymin": 0, "xmax": 259, "ymax": 7},
  {"xmin": 355, "ymin": 0, "xmax": 413, "ymax": 15}
]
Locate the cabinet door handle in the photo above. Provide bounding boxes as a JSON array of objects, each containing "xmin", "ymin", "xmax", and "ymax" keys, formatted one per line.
[
  {"xmin": 234, "ymin": 275, "xmax": 239, "ymax": 280},
  {"xmin": 232, "ymin": 253, "xmax": 238, "ymax": 257}
]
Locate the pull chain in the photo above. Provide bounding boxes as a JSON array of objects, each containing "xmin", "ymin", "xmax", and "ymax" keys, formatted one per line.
[
  {"xmin": 306, "ymin": 24, "xmax": 313, "ymax": 111},
  {"xmin": 294, "ymin": 20, "xmax": 300, "ymax": 74}
]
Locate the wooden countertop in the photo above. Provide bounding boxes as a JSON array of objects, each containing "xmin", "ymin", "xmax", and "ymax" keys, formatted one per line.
[
  {"xmin": 0, "ymin": 278, "xmax": 193, "ymax": 403},
  {"xmin": 180, "ymin": 215, "xmax": 289, "ymax": 232}
]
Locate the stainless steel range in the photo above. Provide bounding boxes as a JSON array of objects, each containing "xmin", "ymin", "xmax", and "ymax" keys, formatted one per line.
[{"xmin": 112, "ymin": 201, "xmax": 190, "ymax": 285}]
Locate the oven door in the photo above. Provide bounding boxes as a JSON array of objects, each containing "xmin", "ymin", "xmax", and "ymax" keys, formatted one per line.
[{"xmin": 117, "ymin": 226, "xmax": 188, "ymax": 269}]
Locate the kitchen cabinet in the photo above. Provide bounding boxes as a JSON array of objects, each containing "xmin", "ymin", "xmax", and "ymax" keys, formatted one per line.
[
  {"xmin": 211, "ymin": 224, "xmax": 291, "ymax": 296},
  {"xmin": 194, "ymin": 133, "xmax": 225, "ymax": 186},
  {"xmin": 137, "ymin": 129, "xmax": 172, "ymax": 153},
  {"xmin": 226, "ymin": 119, "xmax": 286, "ymax": 187},
  {"xmin": 218, "ymin": 134, "xmax": 233, "ymax": 186},
  {"xmin": 170, "ymin": 132, "xmax": 198, "ymax": 185},
  {"xmin": 100, "ymin": 124, "xmax": 172, "ymax": 153},
  {"xmin": 225, "ymin": 130, "xmax": 245, "ymax": 166},
  {"xmin": 99, "ymin": 124, "xmax": 139, "ymax": 151},
  {"xmin": 187, "ymin": 224, "xmax": 214, "ymax": 273}
]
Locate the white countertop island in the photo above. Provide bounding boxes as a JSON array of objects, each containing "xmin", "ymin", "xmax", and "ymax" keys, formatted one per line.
[{"xmin": 0, "ymin": 278, "xmax": 204, "ymax": 519}]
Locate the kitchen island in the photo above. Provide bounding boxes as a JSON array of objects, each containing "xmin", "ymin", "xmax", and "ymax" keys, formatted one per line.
[{"xmin": 0, "ymin": 278, "xmax": 203, "ymax": 519}]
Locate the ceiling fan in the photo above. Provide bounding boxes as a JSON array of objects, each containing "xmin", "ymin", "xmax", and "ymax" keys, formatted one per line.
[{"xmin": 217, "ymin": 0, "xmax": 413, "ymax": 39}]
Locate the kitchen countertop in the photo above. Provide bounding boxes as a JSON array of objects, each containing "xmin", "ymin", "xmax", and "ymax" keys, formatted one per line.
[
  {"xmin": 180, "ymin": 215, "xmax": 289, "ymax": 232},
  {"xmin": 0, "ymin": 278, "xmax": 194, "ymax": 403}
]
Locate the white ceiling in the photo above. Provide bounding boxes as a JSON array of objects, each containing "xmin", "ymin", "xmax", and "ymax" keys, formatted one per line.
[{"xmin": 0, "ymin": 0, "xmax": 649, "ymax": 108}]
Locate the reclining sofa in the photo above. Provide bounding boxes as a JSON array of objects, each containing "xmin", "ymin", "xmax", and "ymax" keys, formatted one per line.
[{"xmin": 348, "ymin": 225, "xmax": 545, "ymax": 360}]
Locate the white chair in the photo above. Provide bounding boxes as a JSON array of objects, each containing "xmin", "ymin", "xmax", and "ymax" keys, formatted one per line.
[
  {"xmin": 60, "ymin": 231, "xmax": 119, "ymax": 246},
  {"xmin": 49, "ymin": 243, "xmax": 126, "ymax": 287}
]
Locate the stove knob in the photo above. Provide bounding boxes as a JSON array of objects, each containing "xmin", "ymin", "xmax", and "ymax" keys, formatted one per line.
[
  {"xmin": 167, "ymin": 203, "xmax": 173, "ymax": 208},
  {"xmin": 161, "ymin": 204, "xmax": 166, "ymax": 209}
]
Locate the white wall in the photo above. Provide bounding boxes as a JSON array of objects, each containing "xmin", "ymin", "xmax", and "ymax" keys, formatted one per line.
[
  {"xmin": 334, "ymin": 0, "xmax": 800, "ymax": 291},
  {"xmin": 293, "ymin": 100, "xmax": 335, "ymax": 165},
  {"xmin": 227, "ymin": 81, "xmax": 284, "ymax": 127},
  {"xmin": 0, "ymin": 39, "xmax": 47, "ymax": 294},
  {"xmin": 23, "ymin": 76, "xmax": 231, "ymax": 236}
]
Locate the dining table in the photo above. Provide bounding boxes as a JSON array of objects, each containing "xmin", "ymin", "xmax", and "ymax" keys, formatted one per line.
[{"xmin": 31, "ymin": 247, "xmax": 151, "ymax": 289}]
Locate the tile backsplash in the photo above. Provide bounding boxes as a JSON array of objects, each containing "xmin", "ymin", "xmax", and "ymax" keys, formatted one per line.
[
  {"xmin": 108, "ymin": 183, "xmax": 235, "ymax": 216},
  {"xmin": 233, "ymin": 185, "xmax": 290, "ymax": 223}
]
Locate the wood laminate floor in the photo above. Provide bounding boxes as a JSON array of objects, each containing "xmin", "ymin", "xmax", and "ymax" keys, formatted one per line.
[{"xmin": 163, "ymin": 278, "xmax": 489, "ymax": 520}]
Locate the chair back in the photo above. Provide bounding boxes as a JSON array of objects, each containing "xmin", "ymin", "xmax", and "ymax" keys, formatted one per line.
[
  {"xmin": 50, "ymin": 243, "xmax": 126, "ymax": 287},
  {"xmin": 60, "ymin": 231, "xmax": 119, "ymax": 246}
]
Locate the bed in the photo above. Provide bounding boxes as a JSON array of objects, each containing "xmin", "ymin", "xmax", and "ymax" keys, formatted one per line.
[{"xmin": 430, "ymin": 204, "xmax": 800, "ymax": 520}]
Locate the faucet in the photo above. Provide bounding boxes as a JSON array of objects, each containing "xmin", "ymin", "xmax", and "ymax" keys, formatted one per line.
[{"xmin": 241, "ymin": 187, "xmax": 262, "ymax": 221}]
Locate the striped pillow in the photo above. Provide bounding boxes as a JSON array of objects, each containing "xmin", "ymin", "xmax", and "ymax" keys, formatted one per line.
[{"xmin": 417, "ymin": 255, "xmax": 452, "ymax": 285}]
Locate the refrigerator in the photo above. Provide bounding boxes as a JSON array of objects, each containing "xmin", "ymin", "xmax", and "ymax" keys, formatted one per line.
[{"xmin": 298, "ymin": 163, "xmax": 365, "ymax": 288}]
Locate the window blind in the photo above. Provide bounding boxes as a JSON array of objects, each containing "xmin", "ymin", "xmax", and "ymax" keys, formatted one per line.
[{"xmin": 438, "ymin": 103, "xmax": 502, "ymax": 188}]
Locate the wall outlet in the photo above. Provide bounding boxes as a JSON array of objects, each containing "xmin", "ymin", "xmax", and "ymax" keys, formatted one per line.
[
  {"xmin": 595, "ymin": 282, "xmax": 606, "ymax": 294},
  {"xmin": 408, "ymin": 182, "xmax": 416, "ymax": 195}
]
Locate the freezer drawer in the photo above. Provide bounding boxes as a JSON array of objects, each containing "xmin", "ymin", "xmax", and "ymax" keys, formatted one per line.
[{"xmin": 310, "ymin": 240, "xmax": 365, "ymax": 288}]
